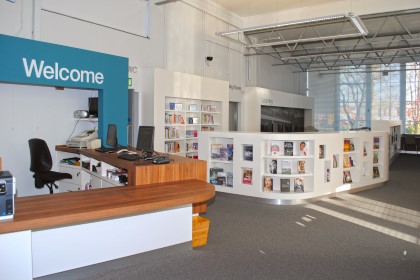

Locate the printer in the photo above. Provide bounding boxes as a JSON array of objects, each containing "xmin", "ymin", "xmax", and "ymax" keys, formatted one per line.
[
  {"xmin": 0, "ymin": 171, "xmax": 15, "ymax": 220},
  {"xmin": 66, "ymin": 130, "xmax": 98, "ymax": 148}
]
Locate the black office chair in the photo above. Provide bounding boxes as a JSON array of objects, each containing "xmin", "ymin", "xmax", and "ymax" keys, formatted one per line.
[{"xmin": 28, "ymin": 138, "xmax": 72, "ymax": 194}]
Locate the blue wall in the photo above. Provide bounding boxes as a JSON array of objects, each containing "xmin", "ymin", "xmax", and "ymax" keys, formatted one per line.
[{"xmin": 0, "ymin": 34, "xmax": 128, "ymax": 145}]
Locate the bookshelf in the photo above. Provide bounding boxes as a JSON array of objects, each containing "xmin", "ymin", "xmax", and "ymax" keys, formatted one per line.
[
  {"xmin": 199, "ymin": 131, "xmax": 389, "ymax": 204},
  {"xmin": 139, "ymin": 68, "xmax": 229, "ymax": 157},
  {"xmin": 372, "ymin": 120, "xmax": 401, "ymax": 163},
  {"xmin": 165, "ymin": 97, "xmax": 223, "ymax": 157}
]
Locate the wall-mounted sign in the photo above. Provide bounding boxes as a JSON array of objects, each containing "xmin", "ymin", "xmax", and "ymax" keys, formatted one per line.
[{"xmin": 262, "ymin": 98, "xmax": 273, "ymax": 105}]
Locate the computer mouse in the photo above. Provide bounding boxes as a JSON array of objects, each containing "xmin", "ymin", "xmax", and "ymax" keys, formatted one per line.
[{"xmin": 117, "ymin": 149, "xmax": 129, "ymax": 154}]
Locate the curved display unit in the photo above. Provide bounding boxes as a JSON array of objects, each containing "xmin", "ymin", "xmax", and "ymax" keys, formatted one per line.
[{"xmin": 199, "ymin": 131, "xmax": 389, "ymax": 204}]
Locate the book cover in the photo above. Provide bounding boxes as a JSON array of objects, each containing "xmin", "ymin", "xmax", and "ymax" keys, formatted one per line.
[
  {"xmin": 344, "ymin": 139, "xmax": 351, "ymax": 152},
  {"xmin": 281, "ymin": 160, "xmax": 291, "ymax": 175},
  {"xmin": 373, "ymin": 167, "xmax": 380, "ymax": 178},
  {"xmin": 209, "ymin": 167, "xmax": 223, "ymax": 185},
  {"xmin": 294, "ymin": 178, "xmax": 304, "ymax": 192},
  {"xmin": 217, "ymin": 172, "xmax": 226, "ymax": 186},
  {"xmin": 243, "ymin": 145, "xmax": 253, "ymax": 161},
  {"xmin": 263, "ymin": 177, "xmax": 273, "ymax": 192},
  {"xmin": 226, "ymin": 172, "xmax": 233, "ymax": 187},
  {"xmin": 280, "ymin": 178, "xmax": 291, "ymax": 192},
  {"xmin": 333, "ymin": 154, "xmax": 338, "ymax": 168},
  {"xmin": 343, "ymin": 170, "xmax": 352, "ymax": 183},
  {"xmin": 319, "ymin": 145, "xmax": 325, "ymax": 159},
  {"xmin": 174, "ymin": 103, "xmax": 183, "ymax": 111},
  {"xmin": 297, "ymin": 160, "xmax": 305, "ymax": 174},
  {"xmin": 343, "ymin": 154, "xmax": 351, "ymax": 168},
  {"xmin": 169, "ymin": 102, "xmax": 175, "ymax": 110},
  {"xmin": 373, "ymin": 137, "xmax": 380, "ymax": 149},
  {"xmin": 211, "ymin": 144, "xmax": 222, "ymax": 160},
  {"xmin": 324, "ymin": 161, "xmax": 331, "ymax": 183},
  {"xmin": 284, "ymin": 141, "xmax": 294, "ymax": 156},
  {"xmin": 188, "ymin": 104, "xmax": 197, "ymax": 111},
  {"xmin": 269, "ymin": 159, "xmax": 278, "ymax": 174},
  {"xmin": 299, "ymin": 141, "xmax": 308, "ymax": 156},
  {"xmin": 227, "ymin": 144, "xmax": 234, "ymax": 161},
  {"xmin": 242, "ymin": 169, "xmax": 253, "ymax": 184},
  {"xmin": 220, "ymin": 147, "xmax": 228, "ymax": 161},
  {"xmin": 373, "ymin": 151, "xmax": 379, "ymax": 163},
  {"xmin": 270, "ymin": 143, "xmax": 280, "ymax": 156}
]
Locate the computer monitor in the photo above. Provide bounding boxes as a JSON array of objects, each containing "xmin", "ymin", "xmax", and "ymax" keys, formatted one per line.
[
  {"xmin": 88, "ymin": 97, "xmax": 98, "ymax": 117},
  {"xmin": 106, "ymin": 124, "xmax": 118, "ymax": 148},
  {"xmin": 136, "ymin": 126, "xmax": 155, "ymax": 155}
]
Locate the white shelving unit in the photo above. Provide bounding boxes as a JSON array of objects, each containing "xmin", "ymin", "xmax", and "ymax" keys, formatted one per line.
[
  {"xmin": 164, "ymin": 97, "xmax": 223, "ymax": 157},
  {"xmin": 56, "ymin": 151, "xmax": 125, "ymax": 192},
  {"xmin": 199, "ymin": 131, "xmax": 389, "ymax": 204},
  {"xmin": 372, "ymin": 120, "xmax": 401, "ymax": 163},
  {"xmin": 139, "ymin": 68, "xmax": 229, "ymax": 157}
]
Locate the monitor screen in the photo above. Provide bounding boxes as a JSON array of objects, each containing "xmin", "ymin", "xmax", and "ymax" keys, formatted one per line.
[
  {"xmin": 136, "ymin": 126, "xmax": 155, "ymax": 153},
  {"xmin": 106, "ymin": 124, "xmax": 118, "ymax": 148},
  {"xmin": 88, "ymin": 97, "xmax": 98, "ymax": 117}
]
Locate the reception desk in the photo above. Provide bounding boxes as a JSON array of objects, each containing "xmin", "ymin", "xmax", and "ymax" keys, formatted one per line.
[
  {"xmin": 0, "ymin": 179, "xmax": 215, "ymax": 279},
  {"xmin": 55, "ymin": 145, "xmax": 208, "ymax": 213}
]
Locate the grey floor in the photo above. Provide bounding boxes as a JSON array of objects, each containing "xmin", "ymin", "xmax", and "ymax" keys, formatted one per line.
[{"xmin": 38, "ymin": 154, "xmax": 420, "ymax": 280}]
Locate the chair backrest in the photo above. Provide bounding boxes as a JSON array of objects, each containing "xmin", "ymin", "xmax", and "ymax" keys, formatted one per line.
[{"xmin": 28, "ymin": 138, "xmax": 53, "ymax": 173}]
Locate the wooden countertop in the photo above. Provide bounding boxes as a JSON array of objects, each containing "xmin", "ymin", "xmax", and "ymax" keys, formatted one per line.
[{"xmin": 0, "ymin": 179, "xmax": 215, "ymax": 234}]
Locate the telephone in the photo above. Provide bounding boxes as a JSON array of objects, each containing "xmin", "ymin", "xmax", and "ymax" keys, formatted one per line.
[{"xmin": 66, "ymin": 130, "xmax": 98, "ymax": 148}]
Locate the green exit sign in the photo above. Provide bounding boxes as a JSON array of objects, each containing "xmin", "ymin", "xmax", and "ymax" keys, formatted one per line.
[{"xmin": 128, "ymin": 78, "xmax": 132, "ymax": 87}]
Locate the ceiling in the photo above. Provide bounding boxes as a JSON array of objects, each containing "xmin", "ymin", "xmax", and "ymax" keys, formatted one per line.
[
  {"xmin": 214, "ymin": 8, "xmax": 420, "ymax": 72},
  {"xmin": 209, "ymin": 0, "xmax": 340, "ymax": 17},
  {"xmin": 156, "ymin": 1, "xmax": 420, "ymax": 71}
]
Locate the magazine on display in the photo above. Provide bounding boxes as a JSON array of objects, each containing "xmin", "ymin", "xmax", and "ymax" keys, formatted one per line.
[
  {"xmin": 294, "ymin": 178, "xmax": 304, "ymax": 192},
  {"xmin": 284, "ymin": 142, "xmax": 294, "ymax": 156},
  {"xmin": 280, "ymin": 178, "xmax": 291, "ymax": 192},
  {"xmin": 281, "ymin": 160, "xmax": 292, "ymax": 175},
  {"xmin": 297, "ymin": 160, "xmax": 305, "ymax": 174},
  {"xmin": 263, "ymin": 177, "xmax": 273, "ymax": 192}
]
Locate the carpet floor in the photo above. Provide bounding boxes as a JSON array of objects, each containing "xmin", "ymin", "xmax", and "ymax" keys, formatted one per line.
[{"xmin": 38, "ymin": 154, "xmax": 420, "ymax": 280}]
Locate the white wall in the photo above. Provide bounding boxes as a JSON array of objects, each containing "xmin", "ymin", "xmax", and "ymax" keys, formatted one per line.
[{"xmin": 0, "ymin": 84, "xmax": 96, "ymax": 197}]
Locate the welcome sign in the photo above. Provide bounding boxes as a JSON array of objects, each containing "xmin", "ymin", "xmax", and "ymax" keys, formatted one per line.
[{"xmin": 0, "ymin": 34, "xmax": 128, "ymax": 145}]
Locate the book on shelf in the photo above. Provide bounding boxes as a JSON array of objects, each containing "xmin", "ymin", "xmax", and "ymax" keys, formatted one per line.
[
  {"xmin": 284, "ymin": 142, "xmax": 294, "ymax": 156},
  {"xmin": 242, "ymin": 169, "xmax": 253, "ymax": 185},
  {"xmin": 270, "ymin": 143, "xmax": 280, "ymax": 156},
  {"xmin": 299, "ymin": 141, "xmax": 308, "ymax": 156},
  {"xmin": 209, "ymin": 167, "xmax": 224, "ymax": 185},
  {"xmin": 263, "ymin": 177, "xmax": 273, "ymax": 192},
  {"xmin": 174, "ymin": 103, "xmax": 183, "ymax": 111},
  {"xmin": 269, "ymin": 159, "xmax": 278, "ymax": 174},
  {"xmin": 373, "ymin": 166, "xmax": 380, "ymax": 178},
  {"xmin": 373, "ymin": 137, "xmax": 380, "ymax": 149},
  {"xmin": 319, "ymin": 145, "xmax": 325, "ymax": 159},
  {"xmin": 363, "ymin": 145, "xmax": 367, "ymax": 156},
  {"xmin": 373, "ymin": 151, "xmax": 379, "ymax": 164},
  {"xmin": 169, "ymin": 102, "xmax": 175, "ymax": 110},
  {"xmin": 219, "ymin": 147, "xmax": 228, "ymax": 161},
  {"xmin": 280, "ymin": 178, "xmax": 291, "ymax": 192},
  {"xmin": 333, "ymin": 154, "xmax": 338, "ymax": 168},
  {"xmin": 294, "ymin": 178, "xmax": 304, "ymax": 193},
  {"xmin": 243, "ymin": 145, "xmax": 253, "ymax": 161},
  {"xmin": 281, "ymin": 160, "xmax": 291, "ymax": 175},
  {"xmin": 226, "ymin": 172, "xmax": 233, "ymax": 187},
  {"xmin": 227, "ymin": 144, "xmax": 234, "ymax": 161},
  {"xmin": 297, "ymin": 160, "xmax": 305, "ymax": 174},
  {"xmin": 343, "ymin": 154, "xmax": 351, "ymax": 168},
  {"xmin": 201, "ymin": 126, "xmax": 215, "ymax": 131},
  {"xmin": 211, "ymin": 144, "xmax": 222, "ymax": 160},
  {"xmin": 343, "ymin": 170, "xmax": 352, "ymax": 183},
  {"xmin": 344, "ymin": 139, "xmax": 351, "ymax": 152},
  {"xmin": 188, "ymin": 104, "xmax": 197, "ymax": 111}
]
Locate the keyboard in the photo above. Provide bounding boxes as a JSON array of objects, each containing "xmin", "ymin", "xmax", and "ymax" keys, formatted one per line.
[
  {"xmin": 117, "ymin": 153, "xmax": 142, "ymax": 161},
  {"xmin": 95, "ymin": 147, "xmax": 116, "ymax": 153}
]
